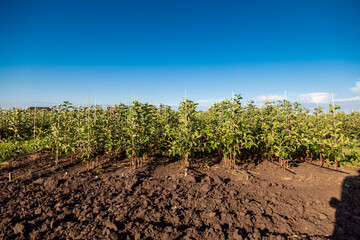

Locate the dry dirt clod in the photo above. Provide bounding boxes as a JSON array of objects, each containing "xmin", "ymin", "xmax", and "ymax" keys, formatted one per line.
[
  {"xmin": 34, "ymin": 208, "xmax": 42, "ymax": 215},
  {"xmin": 200, "ymin": 183, "xmax": 212, "ymax": 193},
  {"xmin": 185, "ymin": 175, "xmax": 196, "ymax": 183},
  {"xmin": 13, "ymin": 223, "xmax": 25, "ymax": 235},
  {"xmin": 104, "ymin": 220, "xmax": 118, "ymax": 231},
  {"xmin": 212, "ymin": 175, "xmax": 224, "ymax": 185}
]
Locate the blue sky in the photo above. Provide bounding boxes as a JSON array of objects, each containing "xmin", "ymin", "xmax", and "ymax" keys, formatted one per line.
[{"xmin": 0, "ymin": 0, "xmax": 359, "ymax": 110}]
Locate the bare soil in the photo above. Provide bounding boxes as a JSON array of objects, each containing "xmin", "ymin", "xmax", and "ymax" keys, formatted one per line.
[{"xmin": 0, "ymin": 153, "xmax": 359, "ymax": 240}]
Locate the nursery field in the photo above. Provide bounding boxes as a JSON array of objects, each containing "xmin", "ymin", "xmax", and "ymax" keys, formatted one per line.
[
  {"xmin": 1, "ymin": 96, "xmax": 360, "ymax": 239},
  {"xmin": 1, "ymin": 96, "xmax": 360, "ymax": 168},
  {"xmin": 0, "ymin": 152, "xmax": 359, "ymax": 239}
]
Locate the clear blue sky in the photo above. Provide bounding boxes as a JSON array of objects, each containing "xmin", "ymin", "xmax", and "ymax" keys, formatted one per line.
[{"xmin": 0, "ymin": 0, "xmax": 359, "ymax": 110}]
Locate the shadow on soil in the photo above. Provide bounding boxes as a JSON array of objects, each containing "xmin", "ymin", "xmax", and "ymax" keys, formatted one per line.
[{"xmin": 330, "ymin": 169, "xmax": 360, "ymax": 240}]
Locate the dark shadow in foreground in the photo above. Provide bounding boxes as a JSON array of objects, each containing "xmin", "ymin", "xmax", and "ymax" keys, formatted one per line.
[{"xmin": 330, "ymin": 170, "xmax": 360, "ymax": 240}]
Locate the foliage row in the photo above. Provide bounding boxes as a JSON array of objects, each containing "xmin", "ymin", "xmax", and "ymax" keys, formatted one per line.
[{"xmin": 1, "ymin": 96, "xmax": 360, "ymax": 167}]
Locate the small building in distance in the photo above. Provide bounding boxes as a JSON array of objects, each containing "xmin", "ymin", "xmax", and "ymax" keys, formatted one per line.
[{"xmin": 27, "ymin": 107, "xmax": 52, "ymax": 110}]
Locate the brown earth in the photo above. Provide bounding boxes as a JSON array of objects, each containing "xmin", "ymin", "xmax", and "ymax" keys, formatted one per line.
[{"xmin": 0, "ymin": 153, "xmax": 359, "ymax": 240}]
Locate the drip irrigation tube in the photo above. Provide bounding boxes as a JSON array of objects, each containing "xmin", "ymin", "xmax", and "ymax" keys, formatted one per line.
[
  {"xmin": 306, "ymin": 162, "xmax": 351, "ymax": 175},
  {"xmin": 269, "ymin": 160, "xmax": 303, "ymax": 177}
]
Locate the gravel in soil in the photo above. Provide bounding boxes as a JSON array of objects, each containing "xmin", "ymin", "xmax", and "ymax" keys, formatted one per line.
[{"xmin": 0, "ymin": 154, "xmax": 359, "ymax": 240}]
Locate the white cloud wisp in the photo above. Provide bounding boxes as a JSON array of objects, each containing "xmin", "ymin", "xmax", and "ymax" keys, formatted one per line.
[
  {"xmin": 350, "ymin": 81, "xmax": 360, "ymax": 93},
  {"xmin": 300, "ymin": 92, "xmax": 332, "ymax": 104},
  {"xmin": 258, "ymin": 95, "xmax": 284, "ymax": 102}
]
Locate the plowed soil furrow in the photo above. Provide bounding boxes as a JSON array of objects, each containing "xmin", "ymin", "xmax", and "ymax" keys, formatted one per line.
[{"xmin": 0, "ymin": 155, "xmax": 359, "ymax": 240}]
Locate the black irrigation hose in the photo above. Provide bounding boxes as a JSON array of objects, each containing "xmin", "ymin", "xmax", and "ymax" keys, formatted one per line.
[
  {"xmin": 269, "ymin": 160, "xmax": 302, "ymax": 176},
  {"xmin": 306, "ymin": 161, "xmax": 352, "ymax": 175}
]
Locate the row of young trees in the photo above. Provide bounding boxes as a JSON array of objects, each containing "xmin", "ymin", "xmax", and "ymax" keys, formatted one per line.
[{"xmin": 1, "ymin": 96, "xmax": 360, "ymax": 168}]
